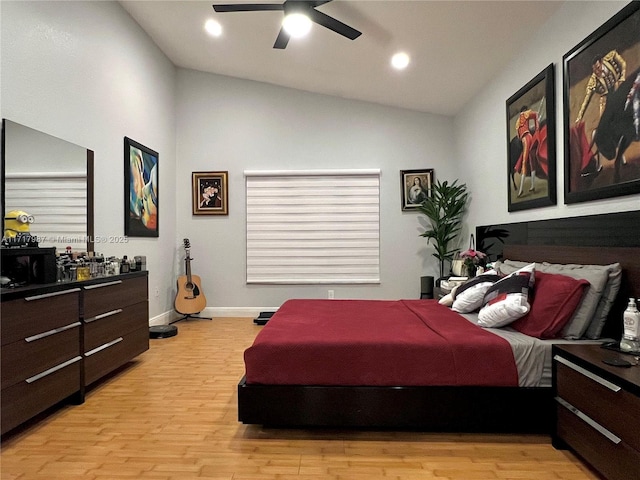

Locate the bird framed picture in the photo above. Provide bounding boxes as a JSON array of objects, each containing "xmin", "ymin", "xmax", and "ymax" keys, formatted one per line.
[
  {"xmin": 400, "ymin": 169, "xmax": 433, "ymax": 211},
  {"xmin": 563, "ymin": 1, "xmax": 640, "ymax": 204},
  {"xmin": 192, "ymin": 171, "xmax": 228, "ymax": 215},
  {"xmin": 505, "ymin": 63, "xmax": 556, "ymax": 212}
]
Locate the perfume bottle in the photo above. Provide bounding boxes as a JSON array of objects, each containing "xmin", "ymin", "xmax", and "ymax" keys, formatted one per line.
[{"xmin": 620, "ymin": 297, "xmax": 640, "ymax": 353}]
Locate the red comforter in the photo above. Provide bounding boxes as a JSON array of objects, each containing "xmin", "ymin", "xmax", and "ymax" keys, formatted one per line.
[{"xmin": 244, "ymin": 299, "xmax": 518, "ymax": 387}]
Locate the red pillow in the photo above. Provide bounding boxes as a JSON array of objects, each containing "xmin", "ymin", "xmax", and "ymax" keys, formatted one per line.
[{"xmin": 510, "ymin": 271, "xmax": 589, "ymax": 339}]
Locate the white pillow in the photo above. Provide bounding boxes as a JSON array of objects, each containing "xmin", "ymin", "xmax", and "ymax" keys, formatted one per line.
[
  {"xmin": 495, "ymin": 259, "xmax": 613, "ymax": 339},
  {"xmin": 478, "ymin": 263, "xmax": 535, "ymax": 328},
  {"xmin": 438, "ymin": 292, "xmax": 454, "ymax": 307},
  {"xmin": 451, "ymin": 271, "xmax": 500, "ymax": 313}
]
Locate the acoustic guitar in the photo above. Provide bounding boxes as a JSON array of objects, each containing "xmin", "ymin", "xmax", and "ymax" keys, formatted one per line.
[{"xmin": 174, "ymin": 238, "xmax": 207, "ymax": 315}]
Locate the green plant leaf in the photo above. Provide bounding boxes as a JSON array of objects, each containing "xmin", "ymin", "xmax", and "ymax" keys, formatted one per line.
[{"xmin": 417, "ymin": 179, "xmax": 468, "ymax": 277}]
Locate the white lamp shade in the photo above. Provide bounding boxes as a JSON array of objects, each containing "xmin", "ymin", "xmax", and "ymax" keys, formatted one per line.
[{"xmin": 282, "ymin": 13, "xmax": 312, "ymax": 38}]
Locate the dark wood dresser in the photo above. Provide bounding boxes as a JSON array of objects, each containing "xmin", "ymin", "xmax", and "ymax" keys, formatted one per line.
[
  {"xmin": 552, "ymin": 344, "xmax": 640, "ymax": 480},
  {"xmin": 1, "ymin": 271, "xmax": 149, "ymax": 435}
]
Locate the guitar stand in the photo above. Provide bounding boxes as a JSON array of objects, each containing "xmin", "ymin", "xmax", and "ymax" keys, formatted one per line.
[{"xmin": 170, "ymin": 313, "xmax": 212, "ymax": 325}]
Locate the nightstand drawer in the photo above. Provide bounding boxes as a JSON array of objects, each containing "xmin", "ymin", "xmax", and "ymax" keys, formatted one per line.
[
  {"xmin": 557, "ymin": 402, "xmax": 640, "ymax": 480},
  {"xmin": 556, "ymin": 357, "xmax": 640, "ymax": 453}
]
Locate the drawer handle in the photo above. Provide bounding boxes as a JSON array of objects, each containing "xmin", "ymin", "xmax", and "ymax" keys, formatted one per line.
[
  {"xmin": 25, "ymin": 322, "xmax": 81, "ymax": 342},
  {"xmin": 84, "ymin": 280, "xmax": 123, "ymax": 290},
  {"xmin": 85, "ymin": 337, "xmax": 123, "ymax": 356},
  {"xmin": 85, "ymin": 309, "xmax": 123, "ymax": 323},
  {"xmin": 556, "ymin": 397, "xmax": 621, "ymax": 444},
  {"xmin": 554, "ymin": 355, "xmax": 621, "ymax": 392},
  {"xmin": 25, "ymin": 288, "xmax": 81, "ymax": 301},
  {"xmin": 25, "ymin": 356, "xmax": 82, "ymax": 383}
]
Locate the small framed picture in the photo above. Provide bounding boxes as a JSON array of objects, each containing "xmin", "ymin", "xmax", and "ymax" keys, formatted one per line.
[
  {"xmin": 192, "ymin": 171, "xmax": 228, "ymax": 215},
  {"xmin": 400, "ymin": 169, "xmax": 434, "ymax": 211},
  {"xmin": 124, "ymin": 137, "xmax": 158, "ymax": 237}
]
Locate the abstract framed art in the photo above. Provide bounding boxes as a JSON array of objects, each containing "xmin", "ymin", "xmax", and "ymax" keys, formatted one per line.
[
  {"xmin": 506, "ymin": 63, "xmax": 556, "ymax": 212},
  {"xmin": 563, "ymin": 1, "xmax": 640, "ymax": 204},
  {"xmin": 400, "ymin": 169, "xmax": 433, "ymax": 211},
  {"xmin": 124, "ymin": 137, "xmax": 158, "ymax": 237},
  {"xmin": 192, "ymin": 171, "xmax": 228, "ymax": 215}
]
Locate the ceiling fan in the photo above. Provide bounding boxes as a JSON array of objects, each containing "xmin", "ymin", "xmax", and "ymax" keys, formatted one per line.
[{"xmin": 212, "ymin": 1, "xmax": 362, "ymax": 49}]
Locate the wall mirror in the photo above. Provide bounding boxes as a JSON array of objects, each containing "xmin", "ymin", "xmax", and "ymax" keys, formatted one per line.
[{"xmin": 1, "ymin": 119, "xmax": 94, "ymax": 252}]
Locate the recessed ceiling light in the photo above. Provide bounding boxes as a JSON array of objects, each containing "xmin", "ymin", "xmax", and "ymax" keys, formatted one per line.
[
  {"xmin": 282, "ymin": 13, "xmax": 312, "ymax": 38},
  {"xmin": 205, "ymin": 19, "xmax": 222, "ymax": 37},
  {"xmin": 391, "ymin": 52, "xmax": 410, "ymax": 70}
]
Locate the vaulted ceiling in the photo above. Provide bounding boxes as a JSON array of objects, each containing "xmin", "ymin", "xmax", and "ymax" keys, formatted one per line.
[{"xmin": 120, "ymin": 1, "xmax": 564, "ymax": 116}]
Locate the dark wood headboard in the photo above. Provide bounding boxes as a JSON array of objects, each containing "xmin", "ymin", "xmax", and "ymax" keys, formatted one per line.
[{"xmin": 502, "ymin": 245, "xmax": 640, "ymax": 299}]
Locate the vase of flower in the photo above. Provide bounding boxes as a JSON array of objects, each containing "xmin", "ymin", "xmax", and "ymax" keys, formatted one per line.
[{"xmin": 459, "ymin": 247, "xmax": 486, "ymax": 278}]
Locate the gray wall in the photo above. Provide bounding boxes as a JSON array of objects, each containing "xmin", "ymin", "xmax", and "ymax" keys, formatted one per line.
[
  {"xmin": 1, "ymin": 1, "xmax": 178, "ymax": 320},
  {"xmin": 176, "ymin": 69, "xmax": 455, "ymax": 313},
  {"xmin": 455, "ymin": 0, "xmax": 638, "ymax": 232}
]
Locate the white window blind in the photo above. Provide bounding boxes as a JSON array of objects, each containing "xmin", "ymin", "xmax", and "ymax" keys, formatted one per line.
[
  {"xmin": 245, "ymin": 169, "xmax": 380, "ymax": 284},
  {"xmin": 4, "ymin": 172, "xmax": 87, "ymax": 252}
]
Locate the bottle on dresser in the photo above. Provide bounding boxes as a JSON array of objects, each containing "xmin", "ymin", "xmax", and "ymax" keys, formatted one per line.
[
  {"xmin": 620, "ymin": 297, "xmax": 640, "ymax": 352},
  {"xmin": 120, "ymin": 255, "xmax": 130, "ymax": 274}
]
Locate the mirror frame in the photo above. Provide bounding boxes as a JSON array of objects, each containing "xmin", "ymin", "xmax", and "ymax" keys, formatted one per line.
[{"xmin": 1, "ymin": 119, "xmax": 95, "ymax": 253}]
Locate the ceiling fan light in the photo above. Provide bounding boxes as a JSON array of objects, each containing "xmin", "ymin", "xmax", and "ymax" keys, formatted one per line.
[{"xmin": 282, "ymin": 13, "xmax": 312, "ymax": 38}]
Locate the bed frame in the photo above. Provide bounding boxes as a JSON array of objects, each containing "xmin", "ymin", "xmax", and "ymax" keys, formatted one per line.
[{"xmin": 238, "ymin": 213, "xmax": 640, "ymax": 433}]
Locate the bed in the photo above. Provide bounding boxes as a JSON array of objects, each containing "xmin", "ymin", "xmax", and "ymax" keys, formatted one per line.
[{"xmin": 238, "ymin": 240, "xmax": 640, "ymax": 433}]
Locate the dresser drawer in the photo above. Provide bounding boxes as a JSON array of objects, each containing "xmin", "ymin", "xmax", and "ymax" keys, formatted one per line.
[
  {"xmin": 83, "ymin": 276, "xmax": 148, "ymax": 318},
  {"xmin": 84, "ymin": 301, "xmax": 148, "ymax": 352},
  {"xmin": 556, "ymin": 357, "xmax": 640, "ymax": 452},
  {"xmin": 84, "ymin": 326, "xmax": 149, "ymax": 386},
  {"xmin": 557, "ymin": 402, "xmax": 640, "ymax": 480},
  {"xmin": 1, "ymin": 357, "xmax": 82, "ymax": 435},
  {"xmin": 1, "ymin": 288, "xmax": 80, "ymax": 346},
  {"xmin": 1, "ymin": 323, "xmax": 80, "ymax": 390}
]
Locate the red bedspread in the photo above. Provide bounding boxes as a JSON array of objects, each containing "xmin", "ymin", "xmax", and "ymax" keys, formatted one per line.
[{"xmin": 244, "ymin": 299, "xmax": 518, "ymax": 387}]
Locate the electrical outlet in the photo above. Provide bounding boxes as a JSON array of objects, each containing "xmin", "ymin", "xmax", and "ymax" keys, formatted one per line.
[
  {"xmin": 154, "ymin": 286, "xmax": 160, "ymax": 298},
  {"xmin": 328, "ymin": 289, "xmax": 334, "ymax": 299}
]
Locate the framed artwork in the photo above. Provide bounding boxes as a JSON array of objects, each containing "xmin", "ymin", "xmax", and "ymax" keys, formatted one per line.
[
  {"xmin": 192, "ymin": 171, "xmax": 228, "ymax": 215},
  {"xmin": 400, "ymin": 169, "xmax": 433, "ymax": 211},
  {"xmin": 124, "ymin": 137, "xmax": 158, "ymax": 237},
  {"xmin": 563, "ymin": 2, "xmax": 640, "ymax": 204},
  {"xmin": 506, "ymin": 63, "xmax": 556, "ymax": 212}
]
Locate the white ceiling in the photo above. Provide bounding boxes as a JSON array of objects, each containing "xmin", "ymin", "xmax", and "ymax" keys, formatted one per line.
[{"xmin": 120, "ymin": 0, "xmax": 564, "ymax": 116}]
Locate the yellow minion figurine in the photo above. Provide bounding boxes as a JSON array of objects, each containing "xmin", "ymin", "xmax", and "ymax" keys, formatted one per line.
[{"xmin": 3, "ymin": 210, "xmax": 37, "ymax": 246}]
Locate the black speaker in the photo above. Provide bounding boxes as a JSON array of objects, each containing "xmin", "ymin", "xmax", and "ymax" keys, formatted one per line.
[{"xmin": 420, "ymin": 276, "xmax": 434, "ymax": 299}]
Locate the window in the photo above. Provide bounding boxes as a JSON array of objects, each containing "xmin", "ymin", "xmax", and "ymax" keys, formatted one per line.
[{"xmin": 245, "ymin": 170, "xmax": 380, "ymax": 284}]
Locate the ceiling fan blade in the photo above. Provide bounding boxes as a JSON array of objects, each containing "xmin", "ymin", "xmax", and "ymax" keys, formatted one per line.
[
  {"xmin": 213, "ymin": 3, "xmax": 284, "ymax": 12},
  {"xmin": 308, "ymin": 8, "xmax": 361, "ymax": 40},
  {"xmin": 273, "ymin": 27, "xmax": 290, "ymax": 49}
]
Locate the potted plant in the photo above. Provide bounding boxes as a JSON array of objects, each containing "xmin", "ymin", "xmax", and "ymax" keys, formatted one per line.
[{"xmin": 417, "ymin": 179, "xmax": 469, "ymax": 279}]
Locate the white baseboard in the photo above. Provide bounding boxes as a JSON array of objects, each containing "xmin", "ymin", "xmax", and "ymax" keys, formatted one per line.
[{"xmin": 148, "ymin": 306, "xmax": 279, "ymax": 326}]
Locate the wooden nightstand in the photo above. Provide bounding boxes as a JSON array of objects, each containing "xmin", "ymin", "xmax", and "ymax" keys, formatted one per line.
[{"xmin": 552, "ymin": 344, "xmax": 640, "ymax": 480}]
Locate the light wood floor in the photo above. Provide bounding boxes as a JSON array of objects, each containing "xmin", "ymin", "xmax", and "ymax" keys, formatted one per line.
[{"xmin": 1, "ymin": 317, "xmax": 599, "ymax": 480}]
